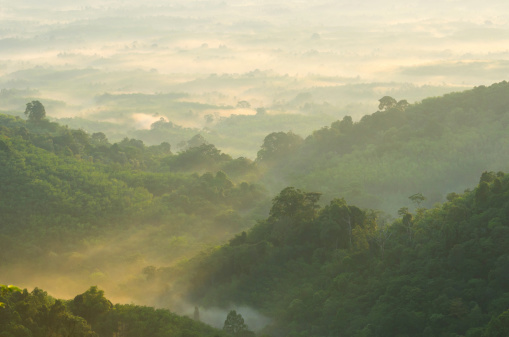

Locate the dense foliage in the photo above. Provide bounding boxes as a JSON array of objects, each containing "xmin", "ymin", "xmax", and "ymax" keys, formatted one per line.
[
  {"xmin": 0, "ymin": 285, "xmax": 225, "ymax": 337},
  {"xmin": 258, "ymin": 81, "xmax": 509, "ymax": 214},
  {"xmin": 4, "ymin": 81, "xmax": 509, "ymax": 336},
  {"xmin": 163, "ymin": 172, "xmax": 509, "ymax": 336},
  {"xmin": 0, "ymin": 109, "xmax": 268, "ymax": 302}
]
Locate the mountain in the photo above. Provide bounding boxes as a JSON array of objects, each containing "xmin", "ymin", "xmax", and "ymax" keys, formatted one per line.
[
  {"xmin": 0, "ymin": 111, "xmax": 268, "ymax": 303},
  {"xmin": 257, "ymin": 81, "xmax": 509, "ymax": 214},
  {"xmin": 4, "ymin": 81, "xmax": 509, "ymax": 336},
  {"xmin": 162, "ymin": 171, "xmax": 509, "ymax": 336}
]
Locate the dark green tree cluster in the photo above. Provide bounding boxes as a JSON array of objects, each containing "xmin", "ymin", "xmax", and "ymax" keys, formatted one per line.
[
  {"xmin": 24, "ymin": 100, "xmax": 46, "ymax": 122},
  {"xmin": 258, "ymin": 81, "xmax": 509, "ymax": 213},
  {"xmin": 222, "ymin": 310, "xmax": 254, "ymax": 337},
  {"xmin": 0, "ymin": 287, "xmax": 96, "ymax": 337},
  {"xmin": 0, "ymin": 107, "xmax": 266, "ymax": 273},
  {"xmin": 167, "ymin": 171, "xmax": 509, "ymax": 336},
  {"xmin": 0, "ymin": 285, "xmax": 226, "ymax": 337},
  {"xmin": 2, "ymin": 106, "xmax": 259, "ymax": 176},
  {"xmin": 378, "ymin": 96, "xmax": 409, "ymax": 111},
  {"xmin": 256, "ymin": 131, "xmax": 303, "ymax": 163}
]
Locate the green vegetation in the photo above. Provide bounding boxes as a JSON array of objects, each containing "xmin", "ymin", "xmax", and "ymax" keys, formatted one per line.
[
  {"xmin": 3, "ymin": 0, "xmax": 509, "ymax": 334},
  {"xmin": 0, "ymin": 285, "xmax": 22, "ymax": 308},
  {"xmin": 223, "ymin": 310, "xmax": 254, "ymax": 337},
  {"xmin": 162, "ymin": 171, "xmax": 509, "ymax": 336},
  {"xmin": 258, "ymin": 81, "xmax": 509, "ymax": 213},
  {"xmin": 128, "ymin": 110, "xmax": 338, "ymax": 158},
  {"xmin": 0, "ymin": 108, "xmax": 268, "ymax": 302},
  {"xmin": 0, "ymin": 285, "xmax": 225, "ymax": 337},
  {"xmin": 3, "ymin": 82, "xmax": 509, "ymax": 336},
  {"xmin": 24, "ymin": 101, "xmax": 46, "ymax": 123}
]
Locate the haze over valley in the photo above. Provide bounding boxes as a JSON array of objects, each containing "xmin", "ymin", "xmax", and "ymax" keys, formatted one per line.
[
  {"xmin": 2, "ymin": 0, "xmax": 509, "ymax": 156},
  {"xmin": 2, "ymin": 1, "xmax": 509, "ymax": 336}
]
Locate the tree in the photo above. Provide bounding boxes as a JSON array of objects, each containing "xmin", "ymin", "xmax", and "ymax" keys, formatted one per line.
[
  {"xmin": 236, "ymin": 101, "xmax": 251, "ymax": 108},
  {"xmin": 374, "ymin": 220, "xmax": 392, "ymax": 258},
  {"xmin": 378, "ymin": 96, "xmax": 409, "ymax": 111},
  {"xmin": 484, "ymin": 309, "xmax": 509, "ymax": 337},
  {"xmin": 269, "ymin": 187, "xmax": 321, "ymax": 221},
  {"xmin": 0, "ymin": 139, "xmax": 9, "ymax": 152},
  {"xmin": 151, "ymin": 117, "xmax": 175, "ymax": 130},
  {"xmin": 70, "ymin": 286, "xmax": 112, "ymax": 326},
  {"xmin": 378, "ymin": 96, "xmax": 397, "ymax": 111},
  {"xmin": 475, "ymin": 181, "xmax": 490, "ymax": 206},
  {"xmin": 223, "ymin": 310, "xmax": 249, "ymax": 336},
  {"xmin": 398, "ymin": 207, "xmax": 414, "ymax": 240},
  {"xmin": 187, "ymin": 134, "xmax": 209, "ymax": 149},
  {"xmin": 396, "ymin": 99, "xmax": 409, "ymax": 111},
  {"xmin": 0, "ymin": 284, "xmax": 22, "ymax": 307},
  {"xmin": 319, "ymin": 198, "xmax": 355, "ymax": 249},
  {"xmin": 333, "ymin": 115, "xmax": 353, "ymax": 133},
  {"xmin": 91, "ymin": 132, "xmax": 109, "ymax": 145},
  {"xmin": 24, "ymin": 100, "xmax": 46, "ymax": 122},
  {"xmin": 256, "ymin": 131, "xmax": 303, "ymax": 162},
  {"xmin": 409, "ymin": 193, "xmax": 425, "ymax": 208},
  {"xmin": 256, "ymin": 107, "xmax": 267, "ymax": 115}
]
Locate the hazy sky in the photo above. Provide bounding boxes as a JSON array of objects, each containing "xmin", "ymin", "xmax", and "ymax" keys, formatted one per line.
[{"xmin": 1, "ymin": 0, "xmax": 508, "ymax": 84}]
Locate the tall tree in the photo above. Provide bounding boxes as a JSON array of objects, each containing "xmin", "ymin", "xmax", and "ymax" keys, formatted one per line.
[
  {"xmin": 70, "ymin": 286, "xmax": 112, "ymax": 326},
  {"xmin": 256, "ymin": 131, "xmax": 303, "ymax": 162},
  {"xmin": 378, "ymin": 96, "xmax": 397, "ymax": 111},
  {"xmin": 194, "ymin": 306, "xmax": 200, "ymax": 321},
  {"xmin": 223, "ymin": 310, "xmax": 249, "ymax": 337},
  {"xmin": 269, "ymin": 187, "xmax": 321, "ymax": 221},
  {"xmin": 24, "ymin": 100, "xmax": 46, "ymax": 122}
]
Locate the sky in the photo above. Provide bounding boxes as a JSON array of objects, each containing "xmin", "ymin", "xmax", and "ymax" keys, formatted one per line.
[
  {"xmin": 0, "ymin": 0, "xmax": 508, "ymax": 142},
  {"xmin": 1, "ymin": 0, "xmax": 508, "ymax": 82}
]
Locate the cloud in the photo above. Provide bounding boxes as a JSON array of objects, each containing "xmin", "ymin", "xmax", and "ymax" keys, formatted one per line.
[{"xmin": 398, "ymin": 60, "xmax": 509, "ymax": 82}]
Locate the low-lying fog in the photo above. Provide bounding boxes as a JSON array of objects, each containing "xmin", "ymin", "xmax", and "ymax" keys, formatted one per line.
[
  {"xmin": 2, "ymin": 0, "xmax": 509, "ymax": 326},
  {"xmin": 2, "ymin": 0, "xmax": 508, "ymax": 156}
]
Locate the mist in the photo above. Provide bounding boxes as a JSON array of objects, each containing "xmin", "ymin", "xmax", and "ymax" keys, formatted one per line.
[
  {"xmin": 179, "ymin": 304, "xmax": 271, "ymax": 332},
  {"xmin": 2, "ymin": 0, "xmax": 508, "ymax": 157},
  {"xmin": 2, "ymin": 1, "xmax": 509, "ymax": 335}
]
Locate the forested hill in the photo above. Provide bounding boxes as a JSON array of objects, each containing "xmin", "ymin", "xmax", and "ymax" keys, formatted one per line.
[
  {"xmin": 3, "ymin": 82, "xmax": 509, "ymax": 336},
  {"xmin": 0, "ymin": 285, "xmax": 227, "ymax": 337},
  {"xmin": 0, "ymin": 111, "xmax": 268, "ymax": 302},
  {"xmin": 164, "ymin": 171, "xmax": 509, "ymax": 336},
  {"xmin": 257, "ymin": 81, "xmax": 509, "ymax": 214}
]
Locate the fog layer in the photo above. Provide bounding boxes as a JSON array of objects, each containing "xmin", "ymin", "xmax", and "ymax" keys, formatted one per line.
[{"xmin": 1, "ymin": 0, "xmax": 508, "ymax": 156}]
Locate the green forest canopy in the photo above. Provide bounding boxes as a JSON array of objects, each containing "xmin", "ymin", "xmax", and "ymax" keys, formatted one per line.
[
  {"xmin": 2, "ymin": 82, "xmax": 509, "ymax": 336},
  {"xmin": 257, "ymin": 81, "xmax": 509, "ymax": 214},
  {"xmin": 157, "ymin": 171, "xmax": 509, "ymax": 336}
]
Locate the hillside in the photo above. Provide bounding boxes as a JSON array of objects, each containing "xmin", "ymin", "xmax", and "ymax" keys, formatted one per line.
[
  {"xmin": 3, "ymin": 82, "xmax": 509, "ymax": 336},
  {"xmin": 0, "ymin": 285, "xmax": 227, "ymax": 337},
  {"xmin": 0, "ymin": 111, "xmax": 268, "ymax": 303},
  {"xmin": 160, "ymin": 171, "xmax": 509, "ymax": 336},
  {"xmin": 257, "ymin": 81, "xmax": 509, "ymax": 214}
]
